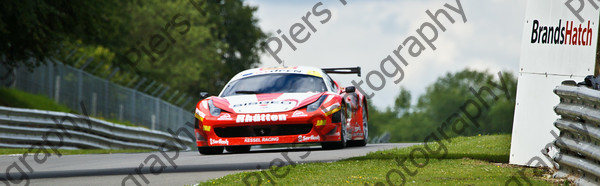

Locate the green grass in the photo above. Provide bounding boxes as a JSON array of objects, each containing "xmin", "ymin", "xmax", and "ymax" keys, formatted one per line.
[
  {"xmin": 0, "ymin": 148, "xmax": 154, "ymax": 155},
  {"xmin": 101, "ymin": 117, "xmax": 147, "ymax": 128},
  {"xmin": 354, "ymin": 134, "xmax": 511, "ymax": 163},
  {"xmin": 0, "ymin": 87, "xmax": 73, "ymax": 113},
  {"xmin": 0, "ymin": 87, "xmax": 144, "ymax": 128},
  {"xmin": 198, "ymin": 135, "xmax": 564, "ymax": 185}
]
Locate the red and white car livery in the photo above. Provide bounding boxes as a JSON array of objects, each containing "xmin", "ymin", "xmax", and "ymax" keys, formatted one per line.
[{"xmin": 193, "ymin": 66, "xmax": 368, "ymax": 154}]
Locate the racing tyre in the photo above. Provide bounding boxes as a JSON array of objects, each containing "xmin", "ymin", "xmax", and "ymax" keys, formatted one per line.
[
  {"xmin": 322, "ymin": 106, "xmax": 348, "ymax": 150},
  {"xmin": 225, "ymin": 146, "xmax": 251, "ymax": 153},
  {"xmin": 198, "ymin": 146, "xmax": 224, "ymax": 155}
]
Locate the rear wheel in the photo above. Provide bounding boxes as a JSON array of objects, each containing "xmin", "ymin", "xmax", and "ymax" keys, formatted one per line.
[
  {"xmin": 198, "ymin": 146, "xmax": 224, "ymax": 155},
  {"xmin": 225, "ymin": 145, "xmax": 251, "ymax": 153},
  {"xmin": 348, "ymin": 104, "xmax": 369, "ymax": 146}
]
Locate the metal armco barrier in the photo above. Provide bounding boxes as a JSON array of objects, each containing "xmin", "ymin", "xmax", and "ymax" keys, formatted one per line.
[
  {"xmin": 0, "ymin": 106, "xmax": 194, "ymax": 151},
  {"xmin": 553, "ymin": 84, "xmax": 600, "ymax": 185}
]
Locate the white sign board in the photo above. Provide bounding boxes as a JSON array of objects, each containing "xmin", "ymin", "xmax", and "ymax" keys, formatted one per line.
[{"xmin": 510, "ymin": 0, "xmax": 599, "ymax": 166}]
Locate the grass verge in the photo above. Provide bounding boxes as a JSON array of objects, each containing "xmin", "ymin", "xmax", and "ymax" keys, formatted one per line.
[
  {"xmin": 197, "ymin": 135, "xmax": 565, "ymax": 185},
  {"xmin": 0, "ymin": 148, "xmax": 154, "ymax": 155},
  {"xmin": 0, "ymin": 87, "xmax": 144, "ymax": 128},
  {"xmin": 0, "ymin": 87, "xmax": 73, "ymax": 113}
]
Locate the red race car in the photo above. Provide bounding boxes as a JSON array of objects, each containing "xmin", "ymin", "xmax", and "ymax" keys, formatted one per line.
[{"xmin": 193, "ymin": 66, "xmax": 368, "ymax": 154}]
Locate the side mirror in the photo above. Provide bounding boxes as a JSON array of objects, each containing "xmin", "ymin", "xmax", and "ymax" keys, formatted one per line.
[
  {"xmin": 200, "ymin": 92, "xmax": 210, "ymax": 99},
  {"xmin": 345, "ymin": 86, "xmax": 356, "ymax": 93}
]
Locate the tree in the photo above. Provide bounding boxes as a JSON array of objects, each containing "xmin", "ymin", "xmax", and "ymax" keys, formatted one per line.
[
  {"xmin": 120, "ymin": 0, "xmax": 267, "ymax": 97},
  {"xmin": 2, "ymin": 0, "xmax": 267, "ymax": 105},
  {"xmin": 122, "ymin": 0, "xmax": 222, "ymax": 97},
  {"xmin": 0, "ymin": 0, "xmax": 129, "ymax": 70},
  {"xmin": 368, "ymin": 69, "xmax": 518, "ymax": 142},
  {"xmin": 394, "ymin": 87, "xmax": 411, "ymax": 116},
  {"xmin": 481, "ymin": 72, "xmax": 517, "ymax": 134},
  {"xmin": 416, "ymin": 70, "xmax": 516, "ymax": 136},
  {"xmin": 204, "ymin": 0, "xmax": 267, "ymax": 91}
]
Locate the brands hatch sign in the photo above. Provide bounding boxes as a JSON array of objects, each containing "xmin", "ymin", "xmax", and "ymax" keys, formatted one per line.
[
  {"xmin": 510, "ymin": 0, "xmax": 599, "ymax": 167},
  {"xmin": 530, "ymin": 19, "xmax": 594, "ymax": 46}
]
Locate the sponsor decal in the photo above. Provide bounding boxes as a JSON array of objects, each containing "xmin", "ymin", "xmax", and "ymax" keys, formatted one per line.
[
  {"xmin": 530, "ymin": 19, "xmax": 594, "ymax": 46},
  {"xmin": 209, "ymin": 138, "xmax": 229, "ymax": 145},
  {"xmin": 306, "ymin": 70, "xmax": 322, "ymax": 77},
  {"xmin": 253, "ymin": 67, "xmax": 303, "ymax": 75},
  {"xmin": 262, "ymin": 137, "xmax": 279, "ymax": 142},
  {"xmin": 260, "ymin": 67, "xmax": 298, "ymax": 70},
  {"xmin": 323, "ymin": 103, "xmax": 341, "ymax": 116},
  {"xmin": 292, "ymin": 110, "xmax": 308, "ymax": 117},
  {"xmin": 244, "ymin": 137, "xmax": 280, "ymax": 143},
  {"xmin": 217, "ymin": 113, "xmax": 232, "ymax": 120},
  {"xmin": 203, "ymin": 125, "xmax": 211, "ymax": 132},
  {"xmin": 260, "ymin": 67, "xmax": 298, "ymax": 71},
  {"xmin": 236, "ymin": 114, "xmax": 287, "ymax": 123},
  {"xmin": 231, "ymin": 100, "xmax": 295, "ymax": 108},
  {"xmin": 244, "ymin": 138, "xmax": 261, "ymax": 143},
  {"xmin": 316, "ymin": 119, "xmax": 326, "ymax": 126},
  {"xmin": 195, "ymin": 108, "xmax": 206, "ymax": 118},
  {"xmin": 298, "ymin": 135, "xmax": 320, "ymax": 142}
]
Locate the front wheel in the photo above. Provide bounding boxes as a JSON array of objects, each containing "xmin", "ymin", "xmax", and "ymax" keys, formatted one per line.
[
  {"xmin": 321, "ymin": 133, "xmax": 346, "ymax": 149},
  {"xmin": 198, "ymin": 146, "xmax": 224, "ymax": 155},
  {"xmin": 322, "ymin": 106, "xmax": 348, "ymax": 150}
]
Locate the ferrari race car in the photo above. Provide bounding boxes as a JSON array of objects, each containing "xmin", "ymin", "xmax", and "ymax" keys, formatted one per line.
[{"xmin": 193, "ymin": 66, "xmax": 368, "ymax": 154}]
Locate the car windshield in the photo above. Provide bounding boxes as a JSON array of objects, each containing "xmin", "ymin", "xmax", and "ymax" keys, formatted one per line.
[{"xmin": 220, "ymin": 73, "xmax": 327, "ymax": 97}]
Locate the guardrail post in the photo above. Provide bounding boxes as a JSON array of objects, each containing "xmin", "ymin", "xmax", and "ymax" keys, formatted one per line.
[
  {"xmin": 119, "ymin": 104, "xmax": 124, "ymax": 121},
  {"xmin": 10, "ymin": 66, "xmax": 17, "ymax": 88},
  {"xmin": 104, "ymin": 78, "xmax": 109, "ymax": 118},
  {"xmin": 131, "ymin": 90, "xmax": 136, "ymax": 124},
  {"xmin": 48, "ymin": 62, "xmax": 54, "ymax": 98},
  {"xmin": 77, "ymin": 69, "xmax": 82, "ymax": 105},
  {"xmin": 155, "ymin": 98, "xmax": 159, "ymax": 131},
  {"xmin": 151, "ymin": 114, "xmax": 156, "ymax": 131},
  {"xmin": 92, "ymin": 92, "xmax": 97, "ymax": 116},
  {"xmin": 54, "ymin": 75, "xmax": 61, "ymax": 103}
]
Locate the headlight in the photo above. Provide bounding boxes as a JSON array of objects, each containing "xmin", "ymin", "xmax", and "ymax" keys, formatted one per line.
[
  {"xmin": 307, "ymin": 95, "xmax": 328, "ymax": 113},
  {"xmin": 208, "ymin": 100, "xmax": 221, "ymax": 116}
]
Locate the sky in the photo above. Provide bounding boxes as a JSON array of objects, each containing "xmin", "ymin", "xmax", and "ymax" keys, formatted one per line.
[{"xmin": 245, "ymin": 0, "xmax": 528, "ymax": 110}]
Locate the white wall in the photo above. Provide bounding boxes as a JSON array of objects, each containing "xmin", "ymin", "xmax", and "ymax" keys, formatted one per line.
[{"xmin": 510, "ymin": 0, "xmax": 599, "ymax": 166}]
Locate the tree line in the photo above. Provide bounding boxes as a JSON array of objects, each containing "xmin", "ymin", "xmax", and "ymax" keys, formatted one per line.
[
  {"xmin": 368, "ymin": 69, "xmax": 517, "ymax": 142},
  {"xmin": 0, "ymin": 0, "xmax": 267, "ymax": 106}
]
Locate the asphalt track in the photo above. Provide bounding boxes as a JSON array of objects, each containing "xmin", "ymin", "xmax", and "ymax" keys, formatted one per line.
[{"xmin": 0, "ymin": 143, "xmax": 416, "ymax": 185}]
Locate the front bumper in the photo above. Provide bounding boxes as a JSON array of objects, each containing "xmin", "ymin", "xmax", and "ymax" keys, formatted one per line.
[{"xmin": 194, "ymin": 110, "xmax": 341, "ymax": 147}]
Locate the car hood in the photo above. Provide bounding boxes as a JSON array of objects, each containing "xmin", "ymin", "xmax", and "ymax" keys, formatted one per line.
[{"xmin": 219, "ymin": 92, "xmax": 323, "ymax": 114}]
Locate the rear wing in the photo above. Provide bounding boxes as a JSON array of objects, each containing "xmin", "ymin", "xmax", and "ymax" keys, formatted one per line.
[{"xmin": 321, "ymin": 67, "xmax": 361, "ymax": 77}]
